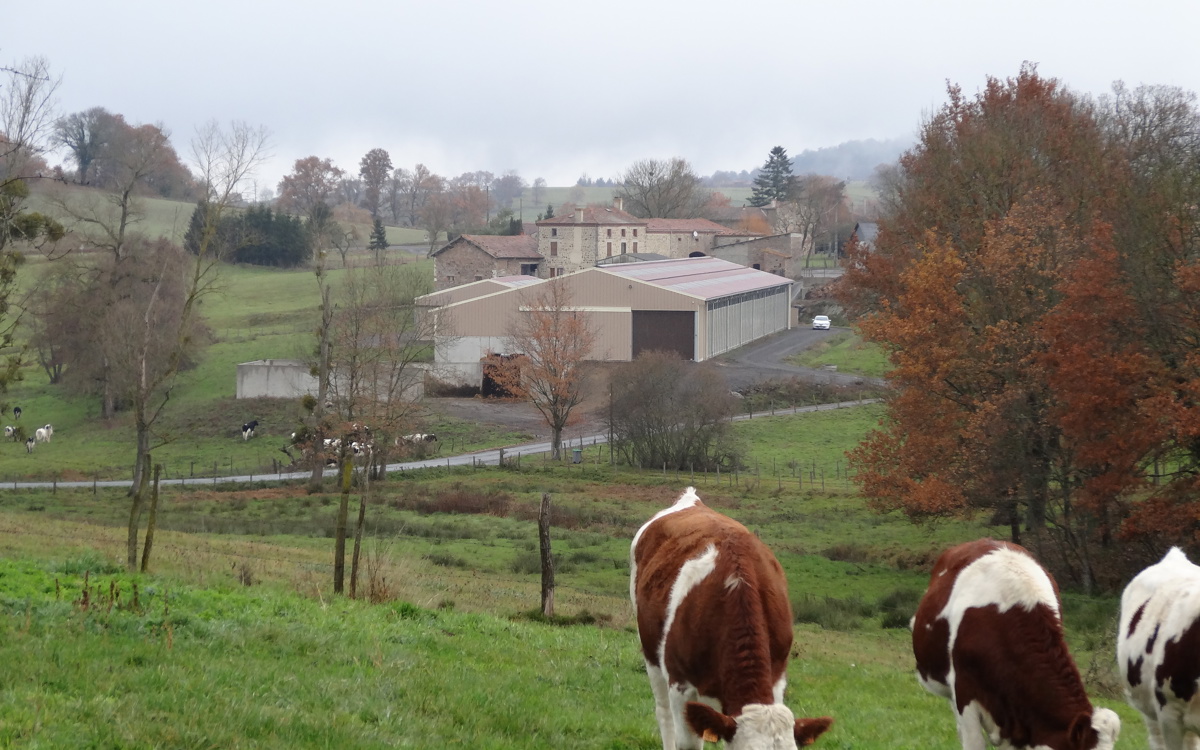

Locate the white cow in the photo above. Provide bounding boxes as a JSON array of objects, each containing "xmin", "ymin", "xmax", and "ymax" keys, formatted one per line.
[{"xmin": 1119, "ymin": 547, "xmax": 1200, "ymax": 750}]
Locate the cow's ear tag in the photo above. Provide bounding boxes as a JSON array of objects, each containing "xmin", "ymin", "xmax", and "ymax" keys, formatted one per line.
[{"xmin": 702, "ymin": 729, "xmax": 720, "ymax": 743}]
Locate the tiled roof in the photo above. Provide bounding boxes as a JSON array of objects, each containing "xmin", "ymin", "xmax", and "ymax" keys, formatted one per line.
[
  {"xmin": 644, "ymin": 218, "xmax": 740, "ymax": 235},
  {"xmin": 597, "ymin": 256, "xmax": 791, "ymax": 301},
  {"xmin": 537, "ymin": 205, "xmax": 645, "ymax": 226},
  {"xmin": 434, "ymin": 234, "xmax": 542, "ymax": 259}
]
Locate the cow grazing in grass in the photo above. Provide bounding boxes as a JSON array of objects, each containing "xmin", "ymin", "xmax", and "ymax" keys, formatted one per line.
[
  {"xmin": 630, "ymin": 487, "xmax": 833, "ymax": 749},
  {"xmin": 242, "ymin": 420, "xmax": 259, "ymax": 441},
  {"xmin": 912, "ymin": 539, "xmax": 1120, "ymax": 750},
  {"xmin": 1118, "ymin": 547, "xmax": 1200, "ymax": 750}
]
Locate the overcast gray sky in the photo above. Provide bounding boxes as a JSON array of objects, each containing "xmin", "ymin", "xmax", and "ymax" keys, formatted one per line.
[{"xmin": 8, "ymin": 0, "xmax": 1200, "ymax": 192}]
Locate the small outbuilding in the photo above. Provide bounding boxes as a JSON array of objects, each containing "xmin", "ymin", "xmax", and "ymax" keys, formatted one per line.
[{"xmin": 236, "ymin": 359, "xmax": 317, "ymax": 399}]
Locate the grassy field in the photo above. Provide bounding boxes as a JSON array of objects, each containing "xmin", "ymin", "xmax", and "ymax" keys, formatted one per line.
[
  {"xmin": 789, "ymin": 331, "xmax": 890, "ymax": 379},
  {"xmin": 0, "ymin": 405, "xmax": 1148, "ymax": 748},
  {"xmin": 0, "ymin": 256, "xmax": 549, "ymax": 484}
]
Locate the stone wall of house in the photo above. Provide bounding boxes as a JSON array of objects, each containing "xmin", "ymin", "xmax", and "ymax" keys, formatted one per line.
[
  {"xmin": 712, "ymin": 234, "xmax": 800, "ymax": 276},
  {"xmin": 645, "ymin": 231, "xmax": 716, "ymax": 258},
  {"xmin": 541, "ymin": 224, "xmax": 602, "ymax": 275},
  {"xmin": 435, "ymin": 243, "xmax": 494, "ymax": 290}
]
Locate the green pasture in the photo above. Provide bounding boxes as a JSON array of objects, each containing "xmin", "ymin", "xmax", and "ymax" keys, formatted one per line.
[
  {"xmin": 789, "ymin": 331, "xmax": 890, "ymax": 378},
  {"xmin": 0, "ymin": 455, "xmax": 1148, "ymax": 748}
]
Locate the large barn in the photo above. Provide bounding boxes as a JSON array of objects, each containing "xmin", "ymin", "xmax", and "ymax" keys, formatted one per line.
[{"xmin": 419, "ymin": 257, "xmax": 793, "ymax": 384}]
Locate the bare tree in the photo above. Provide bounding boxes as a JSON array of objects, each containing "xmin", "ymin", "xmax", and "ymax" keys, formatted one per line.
[
  {"xmin": 358, "ymin": 148, "xmax": 392, "ymax": 219},
  {"xmin": 489, "ymin": 280, "xmax": 596, "ymax": 460},
  {"xmin": 124, "ymin": 120, "xmax": 270, "ymax": 570},
  {"xmin": 399, "ymin": 164, "xmax": 440, "ymax": 226},
  {"xmin": 0, "ymin": 57, "xmax": 63, "ymax": 401},
  {"xmin": 616, "ymin": 157, "xmax": 708, "ymax": 218},
  {"xmin": 50, "ymin": 119, "xmax": 177, "ymax": 264},
  {"xmin": 324, "ymin": 263, "xmax": 437, "ymax": 593},
  {"xmin": 492, "ymin": 170, "xmax": 526, "ymax": 211},
  {"xmin": 52, "ymin": 106, "xmax": 111, "ymax": 184},
  {"xmin": 276, "ymin": 155, "xmax": 343, "ymax": 218},
  {"xmin": 420, "ymin": 191, "xmax": 452, "ymax": 256},
  {"xmin": 605, "ymin": 351, "xmax": 737, "ymax": 470},
  {"xmin": 531, "ymin": 177, "xmax": 546, "ymax": 206}
]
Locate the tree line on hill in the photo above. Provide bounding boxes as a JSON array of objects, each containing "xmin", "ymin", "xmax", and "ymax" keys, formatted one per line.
[{"xmin": 838, "ymin": 63, "xmax": 1200, "ymax": 592}]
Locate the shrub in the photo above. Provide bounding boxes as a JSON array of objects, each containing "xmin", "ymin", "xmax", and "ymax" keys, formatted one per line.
[
  {"xmin": 509, "ymin": 551, "xmax": 575, "ymax": 575},
  {"xmin": 52, "ymin": 551, "xmax": 123, "ymax": 576},
  {"xmin": 424, "ymin": 552, "xmax": 470, "ymax": 569},
  {"xmin": 792, "ymin": 594, "xmax": 873, "ymax": 631}
]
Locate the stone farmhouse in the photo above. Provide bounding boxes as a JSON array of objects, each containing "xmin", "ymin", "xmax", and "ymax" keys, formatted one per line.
[
  {"xmin": 432, "ymin": 198, "xmax": 813, "ymax": 289},
  {"xmin": 430, "ymin": 234, "xmax": 542, "ymax": 291}
]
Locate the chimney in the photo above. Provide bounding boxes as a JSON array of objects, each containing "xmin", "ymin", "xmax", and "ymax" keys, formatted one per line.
[
  {"xmin": 614, "ymin": 196, "xmax": 624, "ymax": 212},
  {"xmin": 575, "ymin": 206, "xmax": 584, "ymax": 224}
]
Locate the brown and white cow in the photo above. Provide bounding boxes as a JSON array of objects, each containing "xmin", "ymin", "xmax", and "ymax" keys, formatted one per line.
[
  {"xmin": 912, "ymin": 539, "xmax": 1120, "ymax": 750},
  {"xmin": 1118, "ymin": 547, "xmax": 1200, "ymax": 750},
  {"xmin": 630, "ymin": 487, "xmax": 833, "ymax": 749}
]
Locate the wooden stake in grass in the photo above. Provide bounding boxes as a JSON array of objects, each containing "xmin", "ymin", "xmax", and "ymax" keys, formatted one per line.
[
  {"xmin": 139, "ymin": 464, "xmax": 162, "ymax": 573},
  {"xmin": 539, "ymin": 492, "xmax": 554, "ymax": 617}
]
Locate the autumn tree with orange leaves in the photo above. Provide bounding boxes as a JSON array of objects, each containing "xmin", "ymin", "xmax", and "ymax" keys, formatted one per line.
[
  {"xmin": 839, "ymin": 64, "xmax": 1200, "ymax": 589},
  {"xmin": 490, "ymin": 279, "xmax": 596, "ymax": 461}
]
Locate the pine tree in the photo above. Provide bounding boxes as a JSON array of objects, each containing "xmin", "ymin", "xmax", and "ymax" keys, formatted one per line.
[
  {"xmin": 748, "ymin": 146, "xmax": 793, "ymax": 207},
  {"xmin": 369, "ymin": 217, "xmax": 388, "ymax": 252}
]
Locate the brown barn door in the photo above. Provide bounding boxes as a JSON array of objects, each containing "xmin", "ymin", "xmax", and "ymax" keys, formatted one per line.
[{"xmin": 631, "ymin": 310, "xmax": 694, "ymax": 360}]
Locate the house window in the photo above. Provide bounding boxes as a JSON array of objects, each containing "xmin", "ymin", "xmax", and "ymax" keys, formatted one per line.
[
  {"xmin": 621, "ymin": 242, "xmax": 627, "ymax": 254},
  {"xmin": 445, "ymin": 275, "xmax": 455, "ymax": 284},
  {"xmin": 621, "ymin": 228, "xmax": 626, "ymax": 237},
  {"xmin": 632, "ymin": 241, "xmax": 638, "ymax": 253},
  {"xmin": 550, "ymin": 241, "xmax": 558, "ymax": 256},
  {"xmin": 549, "ymin": 267, "xmax": 562, "ymax": 278},
  {"xmin": 551, "ymin": 228, "xmax": 557, "ymax": 237},
  {"xmin": 607, "ymin": 229, "xmax": 612, "ymax": 238},
  {"xmin": 520, "ymin": 263, "xmax": 539, "ymax": 276},
  {"xmin": 475, "ymin": 274, "xmax": 484, "ymax": 281},
  {"xmin": 607, "ymin": 242, "xmax": 612, "ymax": 257},
  {"xmin": 633, "ymin": 228, "xmax": 638, "ymax": 237}
]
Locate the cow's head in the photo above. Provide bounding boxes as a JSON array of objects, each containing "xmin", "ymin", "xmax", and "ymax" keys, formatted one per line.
[
  {"xmin": 686, "ymin": 702, "xmax": 833, "ymax": 749},
  {"xmin": 1069, "ymin": 708, "xmax": 1119, "ymax": 750}
]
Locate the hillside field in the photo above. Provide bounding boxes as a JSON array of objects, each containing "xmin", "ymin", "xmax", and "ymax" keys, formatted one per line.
[{"xmin": 0, "ymin": 406, "xmax": 1148, "ymax": 748}]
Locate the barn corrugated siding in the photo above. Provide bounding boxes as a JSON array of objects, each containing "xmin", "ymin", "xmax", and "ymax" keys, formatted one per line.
[{"xmin": 705, "ymin": 286, "xmax": 790, "ymax": 358}]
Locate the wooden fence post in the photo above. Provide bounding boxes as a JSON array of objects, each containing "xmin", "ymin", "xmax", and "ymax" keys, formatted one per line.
[{"xmin": 539, "ymin": 492, "xmax": 555, "ymax": 617}]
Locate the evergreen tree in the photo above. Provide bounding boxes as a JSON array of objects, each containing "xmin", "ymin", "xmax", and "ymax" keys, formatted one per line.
[
  {"xmin": 369, "ymin": 217, "xmax": 388, "ymax": 252},
  {"xmin": 748, "ymin": 146, "xmax": 794, "ymax": 207},
  {"xmin": 545, "ymin": 204, "xmax": 554, "ymax": 219}
]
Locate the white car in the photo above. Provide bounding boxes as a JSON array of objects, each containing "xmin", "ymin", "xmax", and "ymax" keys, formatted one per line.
[{"xmin": 812, "ymin": 315, "xmax": 831, "ymax": 330}]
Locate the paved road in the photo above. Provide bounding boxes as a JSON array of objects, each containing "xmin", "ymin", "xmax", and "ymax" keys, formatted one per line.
[{"xmin": 714, "ymin": 325, "xmax": 886, "ymax": 390}]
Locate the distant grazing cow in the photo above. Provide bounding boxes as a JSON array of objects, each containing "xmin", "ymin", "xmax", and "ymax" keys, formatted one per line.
[
  {"xmin": 912, "ymin": 539, "xmax": 1120, "ymax": 750},
  {"xmin": 397, "ymin": 433, "xmax": 438, "ymax": 446},
  {"xmin": 13, "ymin": 406, "xmax": 21, "ymax": 420},
  {"xmin": 3, "ymin": 426, "xmax": 13, "ymax": 441},
  {"xmin": 24, "ymin": 436, "xmax": 34, "ymax": 453},
  {"xmin": 42, "ymin": 424, "xmax": 52, "ymax": 442},
  {"xmin": 242, "ymin": 420, "xmax": 259, "ymax": 441},
  {"xmin": 34, "ymin": 427, "xmax": 49, "ymax": 444},
  {"xmin": 630, "ymin": 487, "xmax": 833, "ymax": 749},
  {"xmin": 1119, "ymin": 547, "xmax": 1200, "ymax": 750}
]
